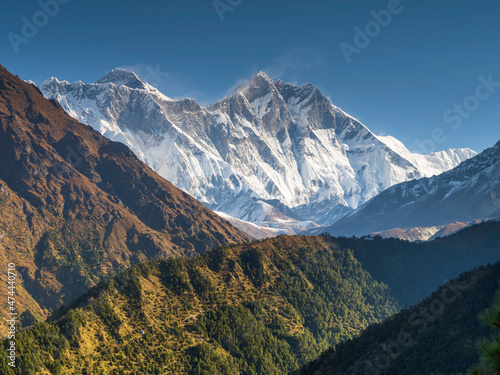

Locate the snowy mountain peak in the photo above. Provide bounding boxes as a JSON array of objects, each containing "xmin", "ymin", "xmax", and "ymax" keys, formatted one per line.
[
  {"xmin": 319, "ymin": 139, "xmax": 500, "ymax": 237},
  {"xmin": 254, "ymin": 71, "xmax": 273, "ymax": 82},
  {"xmin": 231, "ymin": 73, "xmax": 323, "ymax": 112},
  {"xmin": 24, "ymin": 79, "xmax": 37, "ymax": 87},
  {"xmin": 211, "ymin": 72, "xmax": 292, "ymax": 129},
  {"xmin": 235, "ymin": 71, "xmax": 278, "ymax": 97},
  {"xmin": 41, "ymin": 76, "xmax": 69, "ymax": 88},
  {"xmin": 40, "ymin": 71, "xmax": 477, "ymax": 234},
  {"xmin": 96, "ymin": 68, "xmax": 148, "ymax": 90}
]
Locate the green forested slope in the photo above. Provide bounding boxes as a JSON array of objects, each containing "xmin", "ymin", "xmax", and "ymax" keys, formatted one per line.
[
  {"xmin": 0, "ymin": 236, "xmax": 398, "ymax": 374},
  {"xmin": 294, "ymin": 262, "xmax": 500, "ymax": 375},
  {"xmin": 3, "ymin": 220, "xmax": 499, "ymax": 374},
  {"xmin": 331, "ymin": 220, "xmax": 500, "ymax": 306}
]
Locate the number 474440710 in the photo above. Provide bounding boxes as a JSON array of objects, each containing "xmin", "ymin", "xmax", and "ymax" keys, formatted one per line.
[{"xmin": 7, "ymin": 263, "xmax": 16, "ymax": 299}]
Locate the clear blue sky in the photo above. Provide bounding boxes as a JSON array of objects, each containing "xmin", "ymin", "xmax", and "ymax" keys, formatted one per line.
[{"xmin": 1, "ymin": 0, "xmax": 499, "ymax": 153}]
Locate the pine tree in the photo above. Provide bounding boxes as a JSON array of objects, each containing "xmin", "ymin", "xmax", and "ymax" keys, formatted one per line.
[{"xmin": 469, "ymin": 292, "xmax": 500, "ymax": 375}]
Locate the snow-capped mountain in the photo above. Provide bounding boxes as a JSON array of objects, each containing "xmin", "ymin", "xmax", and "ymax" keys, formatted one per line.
[
  {"xmin": 40, "ymin": 69, "xmax": 476, "ymax": 232},
  {"xmin": 317, "ymin": 140, "xmax": 500, "ymax": 237}
]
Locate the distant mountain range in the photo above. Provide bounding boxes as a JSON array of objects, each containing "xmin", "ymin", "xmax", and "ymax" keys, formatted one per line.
[
  {"xmin": 370, "ymin": 218, "xmax": 497, "ymax": 242},
  {"xmin": 317, "ymin": 140, "xmax": 500, "ymax": 237},
  {"xmin": 40, "ymin": 69, "xmax": 475, "ymax": 234},
  {"xmin": 0, "ymin": 64, "xmax": 245, "ymax": 325}
]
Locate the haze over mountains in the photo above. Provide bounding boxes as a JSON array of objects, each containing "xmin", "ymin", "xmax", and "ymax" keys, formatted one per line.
[{"xmin": 40, "ymin": 69, "xmax": 475, "ymax": 234}]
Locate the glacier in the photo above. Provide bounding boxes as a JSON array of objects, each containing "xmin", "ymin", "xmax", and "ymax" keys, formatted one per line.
[{"xmin": 40, "ymin": 69, "xmax": 476, "ymax": 234}]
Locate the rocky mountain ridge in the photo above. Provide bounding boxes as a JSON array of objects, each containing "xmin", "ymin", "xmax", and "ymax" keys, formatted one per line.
[
  {"xmin": 0, "ymin": 64, "xmax": 246, "ymax": 323},
  {"xmin": 319, "ymin": 140, "xmax": 500, "ymax": 237},
  {"xmin": 41, "ymin": 69, "xmax": 476, "ymax": 233}
]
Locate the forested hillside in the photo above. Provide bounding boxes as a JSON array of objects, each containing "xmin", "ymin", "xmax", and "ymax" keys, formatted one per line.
[
  {"xmin": 331, "ymin": 220, "xmax": 500, "ymax": 306},
  {"xmin": 294, "ymin": 261, "xmax": 500, "ymax": 375},
  {"xmin": 0, "ymin": 236, "xmax": 399, "ymax": 374}
]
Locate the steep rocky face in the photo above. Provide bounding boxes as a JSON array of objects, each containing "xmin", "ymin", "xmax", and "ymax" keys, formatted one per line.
[
  {"xmin": 41, "ymin": 70, "xmax": 476, "ymax": 232},
  {"xmin": 0, "ymin": 65, "xmax": 246, "ymax": 315},
  {"xmin": 319, "ymin": 140, "xmax": 500, "ymax": 237}
]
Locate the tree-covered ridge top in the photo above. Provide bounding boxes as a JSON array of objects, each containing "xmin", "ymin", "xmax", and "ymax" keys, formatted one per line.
[{"xmin": 1, "ymin": 235, "xmax": 399, "ymax": 374}]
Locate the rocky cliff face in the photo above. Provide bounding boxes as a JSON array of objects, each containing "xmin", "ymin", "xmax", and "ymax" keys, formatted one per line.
[
  {"xmin": 0, "ymin": 64, "xmax": 246, "ymax": 317},
  {"xmin": 41, "ymin": 69, "xmax": 476, "ymax": 232}
]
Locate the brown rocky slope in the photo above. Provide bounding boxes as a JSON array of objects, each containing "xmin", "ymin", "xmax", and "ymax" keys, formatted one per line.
[{"xmin": 0, "ymin": 65, "xmax": 247, "ymax": 325}]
